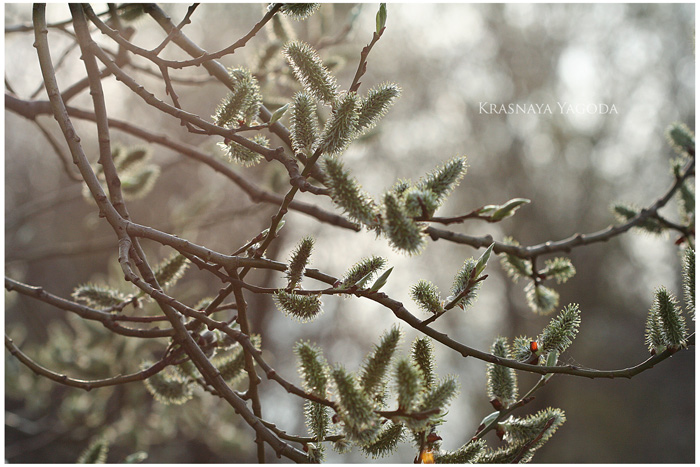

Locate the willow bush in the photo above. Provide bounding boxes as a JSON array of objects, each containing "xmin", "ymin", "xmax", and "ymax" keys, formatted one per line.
[{"xmin": 4, "ymin": 3, "xmax": 694, "ymax": 463}]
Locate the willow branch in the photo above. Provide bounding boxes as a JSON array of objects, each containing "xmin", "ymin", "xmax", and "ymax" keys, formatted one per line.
[
  {"xmin": 260, "ymin": 419, "xmax": 345, "ymax": 444},
  {"xmin": 82, "ymin": 34, "xmax": 321, "ymax": 188},
  {"xmin": 33, "ymin": 118, "xmax": 83, "ymax": 182},
  {"xmin": 144, "ymin": 4, "xmax": 328, "ymax": 184},
  {"xmin": 72, "ymin": 4, "xmax": 130, "ymax": 218},
  {"xmin": 5, "ymin": 276, "xmax": 174, "ymax": 338},
  {"xmin": 84, "ymin": 3, "xmax": 280, "ymax": 70},
  {"xmin": 150, "ymin": 3, "xmax": 199, "ymax": 56},
  {"xmin": 426, "ymin": 158, "xmax": 695, "ymax": 259},
  {"xmin": 228, "ymin": 267, "xmax": 266, "ymax": 462},
  {"xmin": 116, "ymin": 237, "xmax": 311, "ymax": 463},
  {"xmin": 5, "ymin": 335, "xmax": 175, "ymax": 390},
  {"xmin": 127, "ymin": 216, "xmax": 696, "ymax": 381},
  {"xmin": 33, "ymin": 7, "xmax": 307, "ymax": 461},
  {"xmin": 474, "ymin": 373, "xmax": 550, "ymax": 441},
  {"xmin": 349, "ymin": 27, "xmax": 385, "ymax": 93},
  {"xmin": 5, "ymin": 95, "xmax": 358, "ymax": 231}
]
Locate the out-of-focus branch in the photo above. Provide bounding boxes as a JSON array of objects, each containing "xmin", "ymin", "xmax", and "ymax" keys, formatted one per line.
[
  {"xmin": 33, "ymin": 118, "xmax": 83, "ymax": 182},
  {"xmin": 150, "ymin": 3, "xmax": 199, "ymax": 56},
  {"xmin": 5, "ymin": 276, "xmax": 175, "ymax": 338},
  {"xmin": 5, "ymin": 336, "xmax": 175, "ymax": 390},
  {"xmin": 5, "ymin": 94, "xmax": 358, "ymax": 231},
  {"xmin": 29, "ymin": 40, "xmax": 80, "ymax": 99}
]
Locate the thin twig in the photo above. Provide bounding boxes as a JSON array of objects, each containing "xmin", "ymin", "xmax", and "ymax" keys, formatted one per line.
[
  {"xmin": 151, "ymin": 3, "xmax": 199, "ymax": 56},
  {"xmin": 426, "ymin": 158, "xmax": 695, "ymax": 259},
  {"xmin": 124, "ymin": 215, "xmax": 700, "ymax": 380},
  {"xmin": 5, "ymin": 335, "xmax": 175, "ymax": 390},
  {"xmin": 349, "ymin": 27, "xmax": 385, "ymax": 93},
  {"xmin": 84, "ymin": 3, "xmax": 280, "ymax": 70},
  {"xmin": 29, "ymin": 40, "xmax": 80, "ymax": 99},
  {"xmin": 33, "ymin": 118, "xmax": 83, "ymax": 182},
  {"xmin": 511, "ymin": 418, "xmax": 555, "ymax": 463},
  {"xmin": 125, "ymin": 59, "xmax": 215, "ymax": 85},
  {"xmin": 6, "ymin": 96, "xmax": 354, "ymax": 230},
  {"xmin": 5, "ymin": 276, "xmax": 175, "ymax": 338},
  {"xmin": 71, "ymin": 4, "xmax": 131, "ymax": 218},
  {"xmin": 473, "ymin": 373, "xmax": 550, "ymax": 440},
  {"xmin": 260, "ymin": 419, "xmax": 345, "ymax": 444},
  {"xmin": 144, "ymin": 4, "xmax": 329, "ymax": 184},
  {"xmin": 228, "ymin": 267, "xmax": 266, "ymax": 463}
]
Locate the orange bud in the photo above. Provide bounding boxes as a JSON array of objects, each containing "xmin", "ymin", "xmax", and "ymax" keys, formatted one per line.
[{"xmin": 420, "ymin": 449, "xmax": 435, "ymax": 464}]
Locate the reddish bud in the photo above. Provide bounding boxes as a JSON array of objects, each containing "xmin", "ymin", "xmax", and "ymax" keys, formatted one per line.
[
  {"xmin": 490, "ymin": 398, "xmax": 503, "ymax": 410},
  {"xmin": 530, "ymin": 341, "xmax": 539, "ymax": 352},
  {"xmin": 426, "ymin": 432, "xmax": 442, "ymax": 443},
  {"xmin": 496, "ymin": 424, "xmax": 506, "ymax": 440},
  {"xmin": 525, "ymin": 352, "xmax": 540, "ymax": 365}
]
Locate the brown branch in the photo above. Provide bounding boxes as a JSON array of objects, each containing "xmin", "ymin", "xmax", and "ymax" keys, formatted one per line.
[
  {"xmin": 71, "ymin": 4, "xmax": 130, "ymax": 218},
  {"xmin": 32, "ymin": 118, "xmax": 83, "ymax": 182},
  {"xmin": 106, "ymin": 215, "xmax": 700, "ymax": 380},
  {"xmin": 426, "ymin": 158, "xmax": 695, "ymax": 259},
  {"xmin": 349, "ymin": 27, "xmax": 385, "ymax": 93},
  {"xmin": 125, "ymin": 59, "xmax": 215, "ymax": 85},
  {"xmin": 150, "ymin": 3, "xmax": 199, "ymax": 56},
  {"xmin": 121, "ymin": 216, "xmax": 700, "ymax": 382},
  {"xmin": 144, "ymin": 4, "xmax": 328, "ymax": 184},
  {"xmin": 376, "ymin": 407, "xmax": 441, "ymax": 421},
  {"xmin": 5, "ymin": 94, "xmax": 359, "ymax": 231},
  {"xmin": 228, "ymin": 267, "xmax": 266, "ymax": 462},
  {"xmin": 511, "ymin": 418, "xmax": 555, "ymax": 463},
  {"xmin": 5, "ymin": 276, "xmax": 174, "ymax": 338},
  {"xmin": 115, "ymin": 237, "xmax": 311, "ymax": 463},
  {"xmin": 414, "ymin": 208, "xmax": 493, "ymax": 225},
  {"xmin": 33, "ymin": 8, "xmax": 308, "ymax": 461},
  {"xmin": 473, "ymin": 371, "xmax": 551, "ymax": 441},
  {"xmin": 5, "ymin": 334, "xmax": 175, "ymax": 390},
  {"xmin": 79, "ymin": 31, "xmax": 320, "ymax": 188},
  {"xmin": 260, "ymin": 419, "xmax": 345, "ymax": 444},
  {"xmin": 83, "ymin": 3, "xmax": 279, "ymax": 70}
]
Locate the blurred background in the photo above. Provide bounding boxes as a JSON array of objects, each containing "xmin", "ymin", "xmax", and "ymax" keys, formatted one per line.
[{"xmin": 5, "ymin": 3, "xmax": 695, "ymax": 463}]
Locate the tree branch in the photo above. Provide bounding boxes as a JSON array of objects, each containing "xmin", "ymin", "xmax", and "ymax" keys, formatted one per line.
[
  {"xmin": 5, "ymin": 335, "xmax": 175, "ymax": 390},
  {"xmin": 5, "ymin": 94, "xmax": 359, "ymax": 231},
  {"xmin": 5, "ymin": 276, "xmax": 174, "ymax": 338},
  {"xmin": 426, "ymin": 157, "xmax": 695, "ymax": 258}
]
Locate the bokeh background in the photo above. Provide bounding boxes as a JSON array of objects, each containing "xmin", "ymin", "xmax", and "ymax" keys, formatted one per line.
[{"xmin": 5, "ymin": 3, "xmax": 695, "ymax": 463}]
